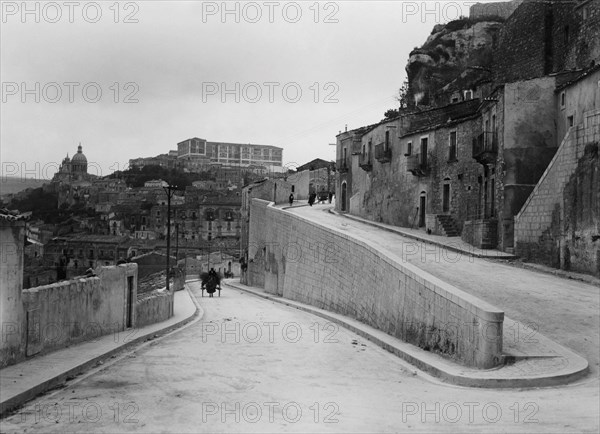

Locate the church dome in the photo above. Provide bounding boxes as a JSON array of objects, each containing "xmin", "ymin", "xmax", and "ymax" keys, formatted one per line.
[{"xmin": 71, "ymin": 145, "xmax": 87, "ymax": 164}]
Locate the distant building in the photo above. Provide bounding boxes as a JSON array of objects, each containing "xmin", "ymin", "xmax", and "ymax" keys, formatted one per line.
[
  {"xmin": 177, "ymin": 137, "xmax": 283, "ymax": 173},
  {"xmin": 129, "ymin": 152, "xmax": 178, "ymax": 170},
  {"xmin": 53, "ymin": 144, "xmax": 91, "ymax": 183},
  {"xmin": 144, "ymin": 179, "xmax": 168, "ymax": 188},
  {"xmin": 292, "ymin": 158, "xmax": 335, "ymax": 200}
]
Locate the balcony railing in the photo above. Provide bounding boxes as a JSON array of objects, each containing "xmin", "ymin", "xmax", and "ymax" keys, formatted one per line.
[
  {"xmin": 359, "ymin": 153, "xmax": 373, "ymax": 171},
  {"xmin": 472, "ymin": 131, "xmax": 498, "ymax": 164},
  {"xmin": 407, "ymin": 153, "xmax": 429, "ymax": 176},
  {"xmin": 375, "ymin": 143, "xmax": 392, "ymax": 163},
  {"xmin": 336, "ymin": 158, "xmax": 349, "ymax": 173}
]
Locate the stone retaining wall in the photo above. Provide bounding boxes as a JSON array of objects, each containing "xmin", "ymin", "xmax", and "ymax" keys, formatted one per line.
[{"xmin": 247, "ymin": 199, "xmax": 504, "ymax": 369}]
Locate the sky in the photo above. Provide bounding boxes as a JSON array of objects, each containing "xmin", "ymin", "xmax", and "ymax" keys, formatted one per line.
[{"xmin": 1, "ymin": 0, "xmax": 497, "ymax": 180}]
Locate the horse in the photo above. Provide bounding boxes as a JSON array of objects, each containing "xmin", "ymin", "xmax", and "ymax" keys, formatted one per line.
[{"xmin": 200, "ymin": 270, "xmax": 221, "ymax": 297}]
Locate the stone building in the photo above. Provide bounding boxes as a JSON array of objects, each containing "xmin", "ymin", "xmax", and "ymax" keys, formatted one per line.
[
  {"xmin": 336, "ymin": 0, "xmax": 600, "ymax": 266},
  {"xmin": 292, "ymin": 158, "xmax": 335, "ymax": 201},
  {"xmin": 52, "ymin": 144, "xmax": 90, "ymax": 183},
  {"xmin": 514, "ymin": 67, "xmax": 600, "ymax": 276},
  {"xmin": 337, "ymin": 101, "xmax": 483, "ymax": 236}
]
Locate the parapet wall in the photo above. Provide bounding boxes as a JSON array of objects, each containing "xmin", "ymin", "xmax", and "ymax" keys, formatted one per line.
[
  {"xmin": 20, "ymin": 264, "xmax": 138, "ymax": 358},
  {"xmin": 247, "ymin": 199, "xmax": 504, "ymax": 369},
  {"xmin": 136, "ymin": 290, "xmax": 174, "ymax": 328}
]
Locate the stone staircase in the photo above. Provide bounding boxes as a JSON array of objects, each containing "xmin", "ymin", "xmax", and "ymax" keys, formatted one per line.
[{"xmin": 436, "ymin": 214, "xmax": 460, "ymax": 237}]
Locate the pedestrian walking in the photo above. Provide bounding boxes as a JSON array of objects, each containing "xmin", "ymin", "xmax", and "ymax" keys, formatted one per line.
[
  {"xmin": 289, "ymin": 193, "xmax": 294, "ymax": 206},
  {"xmin": 328, "ymin": 192, "xmax": 333, "ymax": 203},
  {"xmin": 308, "ymin": 192, "xmax": 316, "ymax": 206}
]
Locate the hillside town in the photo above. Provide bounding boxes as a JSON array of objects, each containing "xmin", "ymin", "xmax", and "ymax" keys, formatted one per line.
[{"xmin": 1, "ymin": 0, "xmax": 599, "ymax": 432}]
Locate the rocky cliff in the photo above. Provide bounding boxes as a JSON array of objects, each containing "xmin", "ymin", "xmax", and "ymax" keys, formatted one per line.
[{"xmin": 405, "ymin": 18, "xmax": 504, "ymax": 107}]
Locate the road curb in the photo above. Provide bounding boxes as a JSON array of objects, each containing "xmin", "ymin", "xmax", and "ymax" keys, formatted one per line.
[
  {"xmin": 0, "ymin": 286, "xmax": 202, "ymax": 418},
  {"xmin": 225, "ymin": 281, "xmax": 588, "ymax": 389},
  {"xmin": 328, "ymin": 208, "xmax": 518, "ymax": 260}
]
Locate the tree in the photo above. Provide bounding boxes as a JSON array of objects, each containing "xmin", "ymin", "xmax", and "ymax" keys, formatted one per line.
[{"xmin": 395, "ymin": 80, "xmax": 410, "ymax": 109}]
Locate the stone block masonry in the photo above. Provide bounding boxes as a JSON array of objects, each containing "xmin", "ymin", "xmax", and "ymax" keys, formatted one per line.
[
  {"xmin": 247, "ymin": 199, "xmax": 504, "ymax": 369},
  {"xmin": 515, "ymin": 109, "xmax": 600, "ymax": 276}
]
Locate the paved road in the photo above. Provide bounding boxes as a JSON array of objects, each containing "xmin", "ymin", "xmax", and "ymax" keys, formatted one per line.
[
  {"xmin": 1, "ymin": 283, "xmax": 598, "ymax": 433},
  {"xmin": 292, "ymin": 205, "xmax": 600, "ymax": 378}
]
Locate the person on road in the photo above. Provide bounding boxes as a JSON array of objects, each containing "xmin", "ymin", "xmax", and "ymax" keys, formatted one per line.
[
  {"xmin": 289, "ymin": 193, "xmax": 294, "ymax": 206},
  {"xmin": 308, "ymin": 192, "xmax": 316, "ymax": 206}
]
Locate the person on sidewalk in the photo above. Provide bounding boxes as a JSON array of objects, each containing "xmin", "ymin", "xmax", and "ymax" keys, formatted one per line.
[
  {"xmin": 308, "ymin": 192, "xmax": 316, "ymax": 206},
  {"xmin": 289, "ymin": 193, "xmax": 294, "ymax": 206}
]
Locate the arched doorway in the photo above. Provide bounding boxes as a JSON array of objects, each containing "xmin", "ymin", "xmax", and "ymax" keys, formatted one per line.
[
  {"xmin": 341, "ymin": 182, "xmax": 347, "ymax": 212},
  {"xmin": 442, "ymin": 178, "xmax": 451, "ymax": 213},
  {"xmin": 419, "ymin": 192, "xmax": 426, "ymax": 227}
]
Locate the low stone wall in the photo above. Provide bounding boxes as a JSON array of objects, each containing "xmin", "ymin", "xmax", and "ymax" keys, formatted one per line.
[
  {"xmin": 462, "ymin": 219, "xmax": 498, "ymax": 249},
  {"xmin": 20, "ymin": 264, "xmax": 138, "ymax": 358},
  {"xmin": 135, "ymin": 290, "xmax": 174, "ymax": 328},
  {"xmin": 248, "ymin": 199, "xmax": 504, "ymax": 369}
]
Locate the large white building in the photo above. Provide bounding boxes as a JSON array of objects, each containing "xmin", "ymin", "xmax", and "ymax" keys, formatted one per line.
[{"xmin": 177, "ymin": 138, "xmax": 283, "ymax": 173}]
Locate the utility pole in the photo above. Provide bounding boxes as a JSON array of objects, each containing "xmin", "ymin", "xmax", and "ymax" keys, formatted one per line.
[
  {"xmin": 175, "ymin": 222, "xmax": 179, "ymax": 262},
  {"xmin": 162, "ymin": 183, "xmax": 177, "ymax": 292},
  {"xmin": 206, "ymin": 209, "xmax": 215, "ymax": 272}
]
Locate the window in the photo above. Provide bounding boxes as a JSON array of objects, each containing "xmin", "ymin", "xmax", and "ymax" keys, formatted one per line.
[
  {"xmin": 464, "ymin": 90, "xmax": 473, "ymax": 100},
  {"xmin": 449, "ymin": 131, "xmax": 457, "ymax": 161},
  {"xmin": 420, "ymin": 137, "xmax": 428, "ymax": 166},
  {"xmin": 568, "ymin": 115, "xmax": 574, "ymax": 127},
  {"xmin": 227, "ymin": 221, "xmax": 231, "ymax": 231},
  {"xmin": 385, "ymin": 130, "xmax": 390, "ymax": 150},
  {"xmin": 564, "ymin": 26, "xmax": 570, "ymax": 44},
  {"xmin": 451, "ymin": 97, "xmax": 459, "ymax": 103},
  {"xmin": 208, "ymin": 221, "xmax": 213, "ymax": 230},
  {"xmin": 291, "ymin": 185, "xmax": 295, "ymax": 193},
  {"xmin": 405, "ymin": 141, "xmax": 412, "ymax": 156},
  {"xmin": 560, "ymin": 91, "xmax": 566, "ymax": 108}
]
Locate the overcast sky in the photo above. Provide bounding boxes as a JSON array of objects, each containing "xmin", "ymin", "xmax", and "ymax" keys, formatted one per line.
[{"xmin": 1, "ymin": 0, "xmax": 495, "ymax": 179}]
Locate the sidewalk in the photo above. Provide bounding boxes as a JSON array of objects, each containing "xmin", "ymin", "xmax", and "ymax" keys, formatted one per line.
[
  {"xmin": 0, "ymin": 286, "xmax": 200, "ymax": 417},
  {"xmin": 225, "ymin": 280, "xmax": 589, "ymax": 388},
  {"xmin": 328, "ymin": 208, "xmax": 516, "ymax": 259}
]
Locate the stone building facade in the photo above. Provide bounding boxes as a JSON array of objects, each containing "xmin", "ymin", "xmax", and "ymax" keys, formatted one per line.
[
  {"xmin": 335, "ymin": 0, "xmax": 600, "ymax": 268},
  {"xmin": 515, "ymin": 68, "xmax": 600, "ymax": 276}
]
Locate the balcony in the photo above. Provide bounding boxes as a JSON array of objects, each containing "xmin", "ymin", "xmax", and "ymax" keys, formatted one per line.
[
  {"xmin": 336, "ymin": 158, "xmax": 349, "ymax": 173},
  {"xmin": 359, "ymin": 153, "xmax": 373, "ymax": 172},
  {"xmin": 472, "ymin": 132, "xmax": 498, "ymax": 165},
  {"xmin": 407, "ymin": 153, "xmax": 429, "ymax": 176},
  {"xmin": 375, "ymin": 143, "xmax": 392, "ymax": 163}
]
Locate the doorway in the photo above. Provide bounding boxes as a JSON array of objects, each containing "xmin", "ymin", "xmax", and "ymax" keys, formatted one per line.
[
  {"xmin": 442, "ymin": 182, "xmax": 450, "ymax": 213},
  {"xmin": 419, "ymin": 194, "xmax": 426, "ymax": 227},
  {"xmin": 341, "ymin": 182, "xmax": 347, "ymax": 212},
  {"xmin": 126, "ymin": 276, "xmax": 134, "ymax": 328}
]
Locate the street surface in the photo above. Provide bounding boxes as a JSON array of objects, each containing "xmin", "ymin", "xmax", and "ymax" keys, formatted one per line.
[
  {"xmin": 1, "ymin": 281, "xmax": 598, "ymax": 433},
  {"xmin": 1, "ymin": 205, "xmax": 598, "ymax": 433}
]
